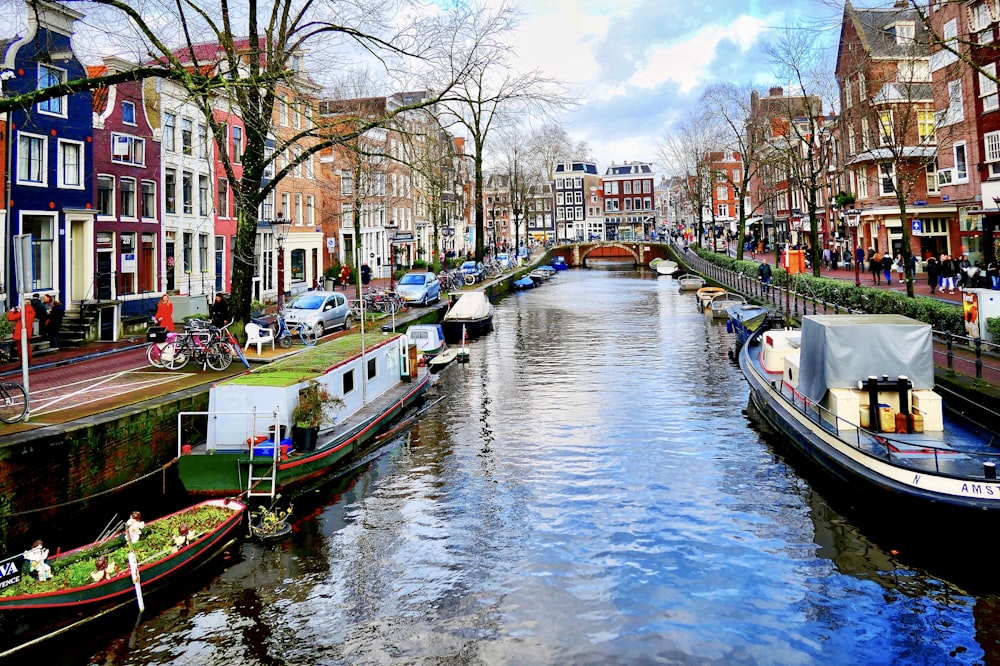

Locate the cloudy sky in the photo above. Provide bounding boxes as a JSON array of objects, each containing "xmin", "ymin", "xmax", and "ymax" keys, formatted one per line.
[{"xmin": 500, "ymin": 0, "xmax": 850, "ymax": 172}]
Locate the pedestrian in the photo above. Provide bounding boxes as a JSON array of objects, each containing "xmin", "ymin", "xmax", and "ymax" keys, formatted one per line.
[
  {"xmin": 154, "ymin": 293, "xmax": 175, "ymax": 332},
  {"xmin": 881, "ymin": 253, "xmax": 893, "ymax": 285},
  {"xmin": 925, "ymin": 255, "xmax": 940, "ymax": 294},
  {"xmin": 339, "ymin": 264, "xmax": 351, "ymax": 290},
  {"xmin": 940, "ymin": 254, "xmax": 956, "ymax": 294},
  {"xmin": 31, "ymin": 293, "xmax": 47, "ymax": 339},
  {"xmin": 47, "ymin": 299, "xmax": 64, "ymax": 348},
  {"xmin": 957, "ymin": 255, "xmax": 971, "ymax": 289},
  {"xmin": 822, "ymin": 247, "xmax": 831, "ymax": 270},
  {"xmin": 757, "ymin": 260, "xmax": 772, "ymax": 294},
  {"xmin": 360, "ymin": 263, "xmax": 371, "ymax": 286},
  {"xmin": 895, "ymin": 254, "xmax": 905, "ymax": 284},
  {"xmin": 988, "ymin": 258, "xmax": 999, "ymax": 290},
  {"xmin": 870, "ymin": 250, "xmax": 882, "ymax": 284},
  {"xmin": 855, "ymin": 246, "xmax": 865, "ymax": 273},
  {"xmin": 7, "ymin": 305, "xmax": 35, "ymax": 364},
  {"xmin": 210, "ymin": 293, "xmax": 231, "ymax": 329}
]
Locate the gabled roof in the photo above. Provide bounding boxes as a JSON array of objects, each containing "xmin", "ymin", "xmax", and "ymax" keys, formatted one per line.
[
  {"xmin": 844, "ymin": 1, "xmax": 929, "ymax": 60},
  {"xmin": 87, "ymin": 64, "xmax": 109, "ymax": 113}
]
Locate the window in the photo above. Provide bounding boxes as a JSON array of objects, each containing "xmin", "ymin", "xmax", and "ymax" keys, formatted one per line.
[
  {"xmin": 182, "ymin": 172, "xmax": 193, "ymax": 214},
  {"xmin": 894, "ymin": 21, "xmax": 915, "ymax": 45},
  {"xmin": 23, "ymin": 215, "xmax": 54, "ymax": 289},
  {"xmin": 232, "ymin": 125, "xmax": 243, "ymax": 163},
  {"xmin": 217, "ymin": 178, "xmax": 229, "ymax": 218},
  {"xmin": 859, "ymin": 72, "xmax": 867, "ymax": 99},
  {"xmin": 366, "ymin": 356, "xmax": 377, "ymax": 381},
  {"xmin": 879, "ymin": 163, "xmax": 896, "ymax": 196},
  {"xmin": 97, "ymin": 176, "xmax": 115, "ymax": 216},
  {"xmin": 343, "ymin": 368, "xmax": 355, "ymax": 395},
  {"xmin": 295, "ymin": 193, "xmax": 303, "ymax": 225},
  {"xmin": 556, "ymin": 192, "xmax": 564, "ymax": 206},
  {"xmin": 199, "ymin": 124, "xmax": 208, "ymax": 159},
  {"xmin": 199, "ymin": 175, "xmax": 209, "ymax": 216},
  {"xmin": 575, "ymin": 177, "xmax": 583, "ymax": 188},
  {"xmin": 845, "ymin": 78, "xmax": 853, "ymax": 108},
  {"xmin": 860, "ymin": 118, "xmax": 870, "ymax": 149},
  {"xmin": 943, "ymin": 19, "xmax": 958, "ymax": 44},
  {"xmin": 341, "ymin": 170, "xmax": 354, "ymax": 195},
  {"xmin": 946, "ymin": 80, "xmax": 964, "ymax": 125},
  {"xmin": 120, "ymin": 177, "xmax": 136, "ymax": 217},
  {"xmin": 282, "ymin": 192, "xmax": 290, "ymax": 219},
  {"xmin": 279, "ymin": 96, "xmax": 288, "ymax": 126},
  {"xmin": 574, "ymin": 191, "xmax": 583, "ymax": 204},
  {"xmin": 165, "ymin": 169, "xmax": 177, "ymax": 214},
  {"xmin": 58, "ymin": 140, "xmax": 83, "ymax": 188},
  {"xmin": 718, "ymin": 204, "xmax": 729, "ymax": 217},
  {"xmin": 716, "ymin": 185, "xmax": 727, "ymax": 200},
  {"xmin": 199, "ymin": 234, "xmax": 209, "ymax": 272},
  {"xmin": 926, "ymin": 160, "xmax": 941, "ymax": 193},
  {"xmin": 122, "ymin": 101, "xmax": 136, "ymax": 125},
  {"xmin": 163, "ymin": 113, "xmax": 176, "ymax": 152},
  {"xmin": 981, "ymin": 64, "xmax": 999, "ymax": 112},
  {"xmin": 878, "ymin": 110, "xmax": 894, "ymax": 145},
  {"xmin": 290, "ymin": 248, "xmax": 305, "ymax": 281},
  {"xmin": 856, "ymin": 167, "xmax": 868, "ymax": 199},
  {"xmin": 575, "ymin": 206, "xmax": 583, "ymax": 221},
  {"xmin": 307, "ymin": 194, "xmax": 315, "ymax": 226},
  {"xmin": 181, "ymin": 118, "xmax": 193, "ymax": 155},
  {"xmin": 111, "ymin": 134, "xmax": 145, "ymax": 166},
  {"xmin": 954, "ymin": 141, "xmax": 969, "ymax": 181},
  {"xmin": 643, "ymin": 180, "xmax": 651, "ymax": 193},
  {"xmin": 37, "ymin": 64, "xmax": 65, "ymax": 115},
  {"xmin": 917, "ymin": 109, "xmax": 936, "ymax": 143},
  {"xmin": 183, "ymin": 232, "xmax": 193, "ymax": 273},
  {"xmin": 555, "ymin": 178, "xmax": 564, "ymax": 189},
  {"xmin": 141, "ymin": 181, "xmax": 156, "ymax": 218},
  {"xmin": 848, "ymin": 126, "xmax": 856, "ymax": 155},
  {"xmin": 898, "ymin": 59, "xmax": 930, "ymax": 83},
  {"xmin": 17, "ymin": 133, "xmax": 46, "ymax": 185}
]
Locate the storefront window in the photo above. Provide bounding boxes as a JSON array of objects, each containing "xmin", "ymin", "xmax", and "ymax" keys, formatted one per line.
[{"xmin": 290, "ymin": 248, "xmax": 305, "ymax": 281}]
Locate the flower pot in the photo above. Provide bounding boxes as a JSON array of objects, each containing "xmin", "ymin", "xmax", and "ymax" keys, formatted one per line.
[{"xmin": 292, "ymin": 424, "xmax": 318, "ymax": 452}]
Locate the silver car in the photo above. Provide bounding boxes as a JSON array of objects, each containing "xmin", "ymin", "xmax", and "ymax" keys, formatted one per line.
[
  {"xmin": 396, "ymin": 272, "xmax": 441, "ymax": 306},
  {"xmin": 283, "ymin": 291, "xmax": 352, "ymax": 338}
]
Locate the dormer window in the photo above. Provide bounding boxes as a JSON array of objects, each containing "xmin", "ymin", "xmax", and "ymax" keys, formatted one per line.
[{"xmin": 894, "ymin": 21, "xmax": 915, "ymax": 45}]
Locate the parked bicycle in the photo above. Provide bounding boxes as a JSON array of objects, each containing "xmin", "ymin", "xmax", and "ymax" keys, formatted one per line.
[
  {"xmin": 251, "ymin": 313, "xmax": 317, "ymax": 348},
  {"xmin": 158, "ymin": 321, "xmax": 236, "ymax": 371},
  {"xmin": 0, "ymin": 379, "xmax": 28, "ymax": 424}
]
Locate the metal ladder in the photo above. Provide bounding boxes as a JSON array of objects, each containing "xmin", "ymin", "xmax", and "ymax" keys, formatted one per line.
[{"xmin": 246, "ymin": 408, "xmax": 281, "ymax": 500}]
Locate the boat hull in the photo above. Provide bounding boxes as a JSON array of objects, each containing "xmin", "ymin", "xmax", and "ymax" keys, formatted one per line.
[
  {"xmin": 178, "ymin": 374, "xmax": 431, "ymax": 497},
  {"xmin": 738, "ymin": 328, "xmax": 1000, "ymax": 514},
  {"xmin": 441, "ymin": 315, "xmax": 493, "ymax": 342}
]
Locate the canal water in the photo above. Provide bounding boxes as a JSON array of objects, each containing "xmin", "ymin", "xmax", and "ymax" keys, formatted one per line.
[{"xmin": 33, "ymin": 268, "xmax": 1000, "ymax": 664}]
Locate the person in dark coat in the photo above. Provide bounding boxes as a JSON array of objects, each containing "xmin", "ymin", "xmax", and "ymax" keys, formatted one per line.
[
  {"xmin": 47, "ymin": 299, "xmax": 64, "ymax": 348},
  {"xmin": 925, "ymin": 255, "xmax": 940, "ymax": 295},
  {"xmin": 360, "ymin": 263, "xmax": 371, "ymax": 286},
  {"xmin": 757, "ymin": 260, "xmax": 772, "ymax": 294},
  {"xmin": 31, "ymin": 294, "xmax": 47, "ymax": 339},
  {"xmin": 881, "ymin": 253, "xmax": 893, "ymax": 285},
  {"xmin": 940, "ymin": 254, "xmax": 956, "ymax": 294},
  {"xmin": 855, "ymin": 246, "xmax": 865, "ymax": 273},
  {"xmin": 210, "ymin": 293, "xmax": 231, "ymax": 329},
  {"xmin": 869, "ymin": 249, "xmax": 881, "ymax": 285}
]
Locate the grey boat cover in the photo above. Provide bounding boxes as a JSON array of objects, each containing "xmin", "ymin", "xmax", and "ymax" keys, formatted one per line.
[
  {"xmin": 443, "ymin": 292, "xmax": 493, "ymax": 321},
  {"xmin": 797, "ymin": 314, "xmax": 933, "ymax": 403}
]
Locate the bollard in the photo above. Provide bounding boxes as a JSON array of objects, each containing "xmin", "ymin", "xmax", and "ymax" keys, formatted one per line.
[
  {"xmin": 985, "ymin": 461, "xmax": 997, "ymax": 480},
  {"xmin": 975, "ymin": 338, "xmax": 983, "ymax": 380}
]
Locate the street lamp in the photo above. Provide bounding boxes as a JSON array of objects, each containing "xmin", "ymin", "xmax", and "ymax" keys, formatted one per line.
[
  {"xmin": 844, "ymin": 208, "xmax": 862, "ymax": 287},
  {"xmin": 269, "ymin": 211, "xmax": 290, "ymax": 312},
  {"xmin": 386, "ymin": 220, "xmax": 398, "ymax": 291}
]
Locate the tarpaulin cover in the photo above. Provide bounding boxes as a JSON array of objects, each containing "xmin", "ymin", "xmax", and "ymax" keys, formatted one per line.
[
  {"xmin": 443, "ymin": 292, "xmax": 493, "ymax": 321},
  {"xmin": 797, "ymin": 314, "xmax": 934, "ymax": 404}
]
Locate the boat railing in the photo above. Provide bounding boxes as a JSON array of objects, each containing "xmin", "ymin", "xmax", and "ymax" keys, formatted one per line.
[
  {"xmin": 680, "ymin": 248, "xmax": 1000, "ymax": 383},
  {"xmin": 774, "ymin": 379, "xmax": 1000, "ymax": 479}
]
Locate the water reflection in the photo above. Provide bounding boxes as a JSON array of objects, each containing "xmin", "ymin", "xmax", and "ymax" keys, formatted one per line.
[{"xmin": 22, "ymin": 268, "xmax": 1000, "ymax": 664}]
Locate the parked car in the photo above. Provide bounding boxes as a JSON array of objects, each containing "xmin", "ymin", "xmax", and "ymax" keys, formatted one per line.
[
  {"xmin": 496, "ymin": 253, "xmax": 512, "ymax": 270},
  {"xmin": 460, "ymin": 261, "xmax": 485, "ymax": 284},
  {"xmin": 283, "ymin": 291, "xmax": 351, "ymax": 338},
  {"xmin": 396, "ymin": 271, "xmax": 441, "ymax": 306}
]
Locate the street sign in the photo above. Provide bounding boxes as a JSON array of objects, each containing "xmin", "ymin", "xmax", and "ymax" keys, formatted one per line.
[
  {"xmin": 391, "ymin": 231, "xmax": 414, "ymax": 244},
  {"xmin": 911, "ymin": 219, "xmax": 923, "ymax": 234}
]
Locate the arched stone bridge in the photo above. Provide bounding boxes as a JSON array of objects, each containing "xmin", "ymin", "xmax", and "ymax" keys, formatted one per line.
[{"xmin": 547, "ymin": 241, "xmax": 673, "ymax": 267}]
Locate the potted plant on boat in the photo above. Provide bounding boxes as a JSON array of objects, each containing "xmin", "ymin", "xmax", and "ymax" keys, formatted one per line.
[{"xmin": 290, "ymin": 380, "xmax": 344, "ymax": 452}]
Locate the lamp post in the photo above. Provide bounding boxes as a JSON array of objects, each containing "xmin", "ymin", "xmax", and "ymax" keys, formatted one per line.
[
  {"xmin": 386, "ymin": 220, "xmax": 397, "ymax": 291},
  {"xmin": 844, "ymin": 208, "xmax": 862, "ymax": 287},
  {"xmin": 270, "ymin": 211, "xmax": 290, "ymax": 312}
]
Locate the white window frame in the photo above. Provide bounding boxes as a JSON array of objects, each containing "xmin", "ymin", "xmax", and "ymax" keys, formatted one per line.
[
  {"xmin": 37, "ymin": 63, "xmax": 66, "ymax": 116},
  {"xmin": 163, "ymin": 112, "xmax": 176, "ymax": 152},
  {"xmin": 856, "ymin": 167, "xmax": 868, "ymax": 199},
  {"xmin": 97, "ymin": 175, "xmax": 115, "ymax": 217},
  {"xmin": 122, "ymin": 100, "xmax": 136, "ymax": 125},
  {"xmin": 879, "ymin": 163, "xmax": 896, "ymax": 195},
  {"xmin": 110, "ymin": 133, "xmax": 145, "ymax": 166},
  {"xmin": 16, "ymin": 132, "xmax": 47, "ymax": 186},
  {"xmin": 981, "ymin": 63, "xmax": 999, "ymax": 112},
  {"xmin": 926, "ymin": 160, "xmax": 941, "ymax": 193},
  {"xmin": 954, "ymin": 141, "xmax": 969, "ymax": 182},
  {"xmin": 141, "ymin": 180, "xmax": 156, "ymax": 219},
  {"xmin": 57, "ymin": 138, "xmax": 84, "ymax": 189},
  {"xmin": 120, "ymin": 176, "xmax": 137, "ymax": 219}
]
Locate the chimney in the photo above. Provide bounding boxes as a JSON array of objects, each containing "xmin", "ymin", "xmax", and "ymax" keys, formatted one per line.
[
  {"xmin": 769, "ymin": 86, "xmax": 784, "ymax": 97},
  {"xmin": 894, "ymin": 0, "xmax": 907, "ymax": 7}
]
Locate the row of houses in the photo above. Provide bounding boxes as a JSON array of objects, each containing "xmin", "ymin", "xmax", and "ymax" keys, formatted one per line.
[{"xmin": 671, "ymin": 0, "xmax": 1000, "ymax": 268}]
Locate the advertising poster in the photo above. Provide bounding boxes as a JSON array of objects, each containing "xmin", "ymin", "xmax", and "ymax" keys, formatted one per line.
[{"xmin": 963, "ymin": 291, "xmax": 980, "ymax": 339}]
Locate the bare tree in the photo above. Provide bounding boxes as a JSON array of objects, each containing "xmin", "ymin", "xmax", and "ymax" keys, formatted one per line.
[{"xmin": 658, "ymin": 110, "xmax": 723, "ymax": 249}]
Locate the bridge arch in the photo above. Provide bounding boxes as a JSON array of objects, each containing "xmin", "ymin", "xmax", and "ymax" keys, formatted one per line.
[{"xmin": 578, "ymin": 242, "xmax": 641, "ymax": 266}]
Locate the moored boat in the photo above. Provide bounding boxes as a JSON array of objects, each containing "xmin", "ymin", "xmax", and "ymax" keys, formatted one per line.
[
  {"xmin": 406, "ymin": 323, "xmax": 447, "ymax": 362},
  {"xmin": 739, "ymin": 314, "xmax": 1000, "ymax": 515},
  {"xmin": 725, "ymin": 303, "xmax": 782, "ymax": 348},
  {"xmin": 677, "ymin": 274, "xmax": 706, "ymax": 291},
  {"xmin": 655, "ymin": 260, "xmax": 679, "ymax": 276},
  {"xmin": 550, "ymin": 255, "xmax": 569, "ymax": 271},
  {"xmin": 707, "ymin": 291, "xmax": 747, "ymax": 319},
  {"xmin": 695, "ymin": 286, "xmax": 727, "ymax": 310},
  {"xmin": 512, "ymin": 275, "xmax": 536, "ymax": 290},
  {"xmin": 0, "ymin": 498, "xmax": 245, "ymax": 616},
  {"xmin": 442, "ymin": 291, "xmax": 495, "ymax": 342},
  {"xmin": 177, "ymin": 332, "xmax": 430, "ymax": 498}
]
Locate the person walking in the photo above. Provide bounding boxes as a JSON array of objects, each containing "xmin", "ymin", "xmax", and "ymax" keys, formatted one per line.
[
  {"xmin": 925, "ymin": 255, "xmax": 940, "ymax": 294},
  {"xmin": 881, "ymin": 253, "xmax": 893, "ymax": 286},
  {"xmin": 940, "ymin": 254, "xmax": 956, "ymax": 294},
  {"xmin": 154, "ymin": 294, "xmax": 175, "ymax": 332},
  {"xmin": 757, "ymin": 260, "xmax": 772, "ymax": 294},
  {"xmin": 47, "ymin": 298, "xmax": 64, "ymax": 348},
  {"xmin": 855, "ymin": 246, "xmax": 865, "ymax": 273},
  {"xmin": 360, "ymin": 263, "xmax": 371, "ymax": 286},
  {"xmin": 210, "ymin": 293, "xmax": 231, "ymax": 329},
  {"xmin": 339, "ymin": 264, "xmax": 350, "ymax": 290},
  {"xmin": 894, "ymin": 254, "xmax": 906, "ymax": 284},
  {"xmin": 31, "ymin": 293, "xmax": 48, "ymax": 340},
  {"xmin": 988, "ymin": 258, "xmax": 999, "ymax": 290},
  {"xmin": 7, "ymin": 305, "xmax": 35, "ymax": 364},
  {"xmin": 870, "ymin": 250, "xmax": 882, "ymax": 284}
]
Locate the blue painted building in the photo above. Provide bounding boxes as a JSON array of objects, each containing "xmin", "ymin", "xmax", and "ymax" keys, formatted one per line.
[{"xmin": 1, "ymin": 1, "xmax": 94, "ymax": 308}]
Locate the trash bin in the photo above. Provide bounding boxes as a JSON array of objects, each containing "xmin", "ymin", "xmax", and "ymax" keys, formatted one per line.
[{"xmin": 324, "ymin": 278, "xmax": 336, "ymax": 291}]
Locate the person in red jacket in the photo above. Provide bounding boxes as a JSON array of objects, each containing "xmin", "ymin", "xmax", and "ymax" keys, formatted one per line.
[{"xmin": 7, "ymin": 305, "xmax": 35, "ymax": 364}]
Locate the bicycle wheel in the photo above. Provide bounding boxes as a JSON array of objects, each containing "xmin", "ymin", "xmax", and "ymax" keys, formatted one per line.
[
  {"xmin": 464, "ymin": 273, "xmax": 476, "ymax": 286},
  {"xmin": 206, "ymin": 341, "xmax": 234, "ymax": 371},
  {"xmin": 161, "ymin": 341, "xmax": 191, "ymax": 370},
  {"xmin": 0, "ymin": 381, "xmax": 28, "ymax": 424},
  {"xmin": 278, "ymin": 333, "xmax": 293, "ymax": 349},
  {"xmin": 299, "ymin": 324, "xmax": 318, "ymax": 347},
  {"xmin": 146, "ymin": 343, "xmax": 162, "ymax": 368}
]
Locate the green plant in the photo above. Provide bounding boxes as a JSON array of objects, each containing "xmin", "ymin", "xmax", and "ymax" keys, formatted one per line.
[
  {"xmin": 987, "ymin": 317, "xmax": 1000, "ymax": 341},
  {"xmin": 833, "ymin": 191, "xmax": 856, "ymax": 209},
  {"xmin": 251, "ymin": 299, "xmax": 265, "ymax": 314},
  {"xmin": 0, "ymin": 316, "xmax": 12, "ymax": 340},
  {"xmin": 291, "ymin": 380, "xmax": 344, "ymax": 428}
]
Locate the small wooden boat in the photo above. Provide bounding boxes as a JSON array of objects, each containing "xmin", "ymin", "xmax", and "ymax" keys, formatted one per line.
[
  {"xmin": 0, "ymin": 499, "xmax": 245, "ymax": 613},
  {"xmin": 677, "ymin": 274, "xmax": 706, "ymax": 291},
  {"xmin": 442, "ymin": 292, "xmax": 495, "ymax": 342},
  {"xmin": 708, "ymin": 291, "xmax": 747, "ymax": 319},
  {"xmin": 512, "ymin": 276, "xmax": 535, "ymax": 290},
  {"xmin": 428, "ymin": 348, "xmax": 460, "ymax": 373},
  {"xmin": 649, "ymin": 257, "xmax": 664, "ymax": 269},
  {"xmin": 655, "ymin": 260, "xmax": 679, "ymax": 276},
  {"xmin": 695, "ymin": 286, "xmax": 727, "ymax": 309},
  {"xmin": 530, "ymin": 266, "xmax": 555, "ymax": 281},
  {"xmin": 407, "ymin": 324, "xmax": 447, "ymax": 361}
]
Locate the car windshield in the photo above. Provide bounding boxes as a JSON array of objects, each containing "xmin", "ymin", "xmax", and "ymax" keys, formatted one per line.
[
  {"xmin": 497, "ymin": 254, "xmax": 508, "ymax": 262},
  {"xmin": 399, "ymin": 274, "xmax": 426, "ymax": 285},
  {"xmin": 288, "ymin": 294, "xmax": 324, "ymax": 310},
  {"xmin": 461, "ymin": 262, "xmax": 477, "ymax": 270}
]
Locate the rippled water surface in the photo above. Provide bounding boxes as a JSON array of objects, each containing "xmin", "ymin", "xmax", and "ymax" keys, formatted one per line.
[{"xmin": 41, "ymin": 269, "xmax": 1000, "ymax": 664}]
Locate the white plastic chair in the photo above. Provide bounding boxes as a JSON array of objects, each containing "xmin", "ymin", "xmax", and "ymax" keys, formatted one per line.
[{"xmin": 245, "ymin": 322, "xmax": 275, "ymax": 356}]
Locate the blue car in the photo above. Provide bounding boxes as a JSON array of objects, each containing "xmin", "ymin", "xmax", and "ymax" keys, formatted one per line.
[
  {"xmin": 396, "ymin": 271, "xmax": 441, "ymax": 306},
  {"xmin": 461, "ymin": 261, "xmax": 485, "ymax": 284}
]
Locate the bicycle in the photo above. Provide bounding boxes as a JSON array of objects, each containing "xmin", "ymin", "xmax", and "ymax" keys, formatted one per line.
[
  {"xmin": 252, "ymin": 314, "xmax": 317, "ymax": 348},
  {"xmin": 160, "ymin": 321, "xmax": 235, "ymax": 371},
  {"xmin": 0, "ymin": 379, "xmax": 28, "ymax": 424}
]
